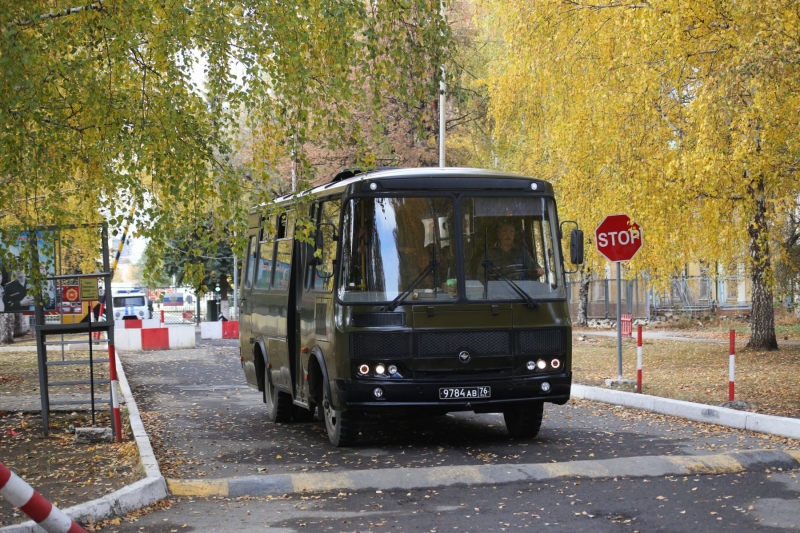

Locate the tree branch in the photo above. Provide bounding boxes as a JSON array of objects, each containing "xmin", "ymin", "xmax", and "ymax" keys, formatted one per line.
[{"xmin": 15, "ymin": 1, "xmax": 104, "ymax": 27}]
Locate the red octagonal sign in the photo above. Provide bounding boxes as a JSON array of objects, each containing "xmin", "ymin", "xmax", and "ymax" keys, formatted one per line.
[{"xmin": 595, "ymin": 214, "xmax": 643, "ymax": 262}]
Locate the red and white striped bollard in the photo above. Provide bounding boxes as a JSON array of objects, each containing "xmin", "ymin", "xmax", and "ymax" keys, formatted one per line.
[
  {"xmin": 109, "ymin": 343, "xmax": 123, "ymax": 443},
  {"xmin": 636, "ymin": 325, "xmax": 643, "ymax": 393},
  {"xmin": 729, "ymin": 329, "xmax": 735, "ymax": 402},
  {"xmin": 0, "ymin": 462, "xmax": 86, "ymax": 533}
]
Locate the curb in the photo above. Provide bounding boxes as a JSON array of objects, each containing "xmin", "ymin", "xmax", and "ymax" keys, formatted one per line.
[
  {"xmin": 0, "ymin": 351, "xmax": 168, "ymax": 533},
  {"xmin": 167, "ymin": 448, "xmax": 800, "ymax": 498},
  {"xmin": 571, "ymin": 385, "xmax": 800, "ymax": 440}
]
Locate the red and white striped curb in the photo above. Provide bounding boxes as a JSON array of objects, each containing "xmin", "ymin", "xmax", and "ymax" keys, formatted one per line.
[{"xmin": 0, "ymin": 462, "xmax": 86, "ymax": 533}]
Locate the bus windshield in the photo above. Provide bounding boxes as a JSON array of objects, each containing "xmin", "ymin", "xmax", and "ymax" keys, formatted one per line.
[{"xmin": 338, "ymin": 195, "xmax": 565, "ymax": 303}]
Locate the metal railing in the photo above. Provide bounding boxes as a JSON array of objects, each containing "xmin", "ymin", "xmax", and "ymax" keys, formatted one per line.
[{"xmin": 566, "ymin": 275, "xmax": 754, "ymax": 320}]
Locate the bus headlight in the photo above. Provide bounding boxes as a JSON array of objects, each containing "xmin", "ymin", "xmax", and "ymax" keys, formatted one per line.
[
  {"xmin": 358, "ymin": 364, "xmax": 370, "ymax": 376},
  {"xmin": 388, "ymin": 364, "xmax": 398, "ymax": 375},
  {"xmin": 526, "ymin": 361, "xmax": 536, "ymax": 371},
  {"xmin": 375, "ymin": 364, "xmax": 386, "ymax": 375},
  {"xmin": 536, "ymin": 359, "xmax": 547, "ymax": 370},
  {"xmin": 550, "ymin": 359, "xmax": 561, "ymax": 370}
]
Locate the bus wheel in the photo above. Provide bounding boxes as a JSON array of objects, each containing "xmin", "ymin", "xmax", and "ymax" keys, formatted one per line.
[
  {"xmin": 503, "ymin": 401, "xmax": 544, "ymax": 439},
  {"xmin": 265, "ymin": 371, "xmax": 292, "ymax": 423},
  {"xmin": 322, "ymin": 398, "xmax": 360, "ymax": 447}
]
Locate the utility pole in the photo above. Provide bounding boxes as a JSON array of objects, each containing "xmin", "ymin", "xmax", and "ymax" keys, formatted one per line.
[{"xmin": 439, "ymin": 1, "xmax": 446, "ymax": 168}]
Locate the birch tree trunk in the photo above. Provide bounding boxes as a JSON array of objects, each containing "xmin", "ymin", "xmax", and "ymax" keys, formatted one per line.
[
  {"xmin": 13, "ymin": 312, "xmax": 30, "ymax": 337},
  {"xmin": 746, "ymin": 177, "xmax": 778, "ymax": 350},
  {"xmin": 0, "ymin": 314, "xmax": 15, "ymax": 344},
  {"xmin": 576, "ymin": 270, "xmax": 590, "ymax": 327}
]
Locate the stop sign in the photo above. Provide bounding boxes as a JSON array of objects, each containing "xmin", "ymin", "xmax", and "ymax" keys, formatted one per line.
[{"xmin": 595, "ymin": 214, "xmax": 643, "ymax": 262}]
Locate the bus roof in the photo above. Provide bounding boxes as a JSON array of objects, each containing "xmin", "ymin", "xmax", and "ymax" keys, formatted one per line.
[{"xmin": 259, "ymin": 167, "xmax": 554, "ymax": 211}]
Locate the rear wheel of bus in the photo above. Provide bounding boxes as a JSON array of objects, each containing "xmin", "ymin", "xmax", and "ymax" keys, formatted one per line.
[{"xmin": 503, "ymin": 401, "xmax": 544, "ymax": 439}]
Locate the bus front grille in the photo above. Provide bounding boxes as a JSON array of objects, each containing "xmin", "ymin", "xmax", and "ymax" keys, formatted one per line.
[{"xmin": 350, "ymin": 328, "xmax": 567, "ymax": 371}]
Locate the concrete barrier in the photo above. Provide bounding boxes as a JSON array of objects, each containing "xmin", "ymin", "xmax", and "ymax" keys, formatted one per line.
[
  {"xmin": 113, "ymin": 325, "xmax": 195, "ymax": 351},
  {"xmin": 120, "ymin": 318, "xmax": 161, "ymax": 329},
  {"xmin": 200, "ymin": 321, "xmax": 239, "ymax": 340}
]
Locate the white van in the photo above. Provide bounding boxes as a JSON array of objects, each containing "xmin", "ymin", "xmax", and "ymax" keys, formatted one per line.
[{"xmin": 112, "ymin": 288, "xmax": 150, "ymax": 320}]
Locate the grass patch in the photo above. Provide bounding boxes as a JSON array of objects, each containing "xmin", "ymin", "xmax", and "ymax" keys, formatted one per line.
[
  {"xmin": 1, "ymin": 348, "xmax": 110, "ymax": 397},
  {"xmin": 573, "ymin": 334, "xmax": 800, "ymax": 418}
]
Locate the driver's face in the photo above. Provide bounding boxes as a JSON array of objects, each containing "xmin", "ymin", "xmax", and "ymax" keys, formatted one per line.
[{"xmin": 497, "ymin": 224, "xmax": 516, "ymax": 251}]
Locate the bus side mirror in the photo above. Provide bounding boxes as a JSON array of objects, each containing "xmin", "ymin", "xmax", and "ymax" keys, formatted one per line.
[{"xmin": 570, "ymin": 229, "xmax": 585, "ymax": 265}]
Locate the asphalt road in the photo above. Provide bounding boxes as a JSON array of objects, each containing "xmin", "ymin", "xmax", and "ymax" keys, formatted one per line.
[
  {"xmin": 107, "ymin": 470, "xmax": 799, "ymax": 532},
  {"xmin": 108, "ymin": 336, "xmax": 800, "ymax": 532}
]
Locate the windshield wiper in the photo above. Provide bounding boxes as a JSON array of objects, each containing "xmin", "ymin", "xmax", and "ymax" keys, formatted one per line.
[
  {"xmin": 480, "ymin": 230, "xmax": 539, "ymax": 309},
  {"xmin": 383, "ymin": 258, "xmax": 440, "ymax": 312},
  {"xmin": 481, "ymin": 259, "xmax": 540, "ymax": 309}
]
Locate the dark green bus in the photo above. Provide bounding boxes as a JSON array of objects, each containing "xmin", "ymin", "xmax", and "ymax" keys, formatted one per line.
[{"xmin": 239, "ymin": 167, "xmax": 584, "ymax": 446}]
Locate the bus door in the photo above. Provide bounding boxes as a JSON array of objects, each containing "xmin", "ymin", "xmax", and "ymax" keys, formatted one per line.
[
  {"xmin": 298, "ymin": 199, "xmax": 340, "ymax": 403},
  {"xmin": 250, "ymin": 213, "xmax": 294, "ymax": 392},
  {"xmin": 239, "ymin": 232, "xmax": 259, "ymax": 386},
  {"xmin": 265, "ymin": 212, "xmax": 295, "ymax": 392}
]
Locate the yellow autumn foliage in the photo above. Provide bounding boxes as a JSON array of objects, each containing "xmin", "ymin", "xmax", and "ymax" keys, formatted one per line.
[{"xmin": 477, "ymin": 0, "xmax": 800, "ymax": 292}]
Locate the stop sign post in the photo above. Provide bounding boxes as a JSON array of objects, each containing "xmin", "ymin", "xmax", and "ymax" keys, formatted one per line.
[{"xmin": 595, "ymin": 214, "xmax": 643, "ymax": 386}]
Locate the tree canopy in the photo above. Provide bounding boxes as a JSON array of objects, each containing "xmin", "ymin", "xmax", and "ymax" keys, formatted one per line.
[
  {"xmin": 475, "ymin": 0, "xmax": 800, "ymax": 348},
  {"xmin": 2, "ymin": 0, "xmax": 452, "ymax": 282}
]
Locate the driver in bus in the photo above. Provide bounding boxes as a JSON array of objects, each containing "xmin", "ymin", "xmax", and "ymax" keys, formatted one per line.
[{"xmin": 488, "ymin": 220, "xmax": 545, "ymax": 280}]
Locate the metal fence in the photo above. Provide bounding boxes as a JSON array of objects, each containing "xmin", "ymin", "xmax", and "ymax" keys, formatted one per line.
[
  {"xmin": 566, "ymin": 277, "xmax": 649, "ymax": 320},
  {"xmin": 566, "ymin": 275, "xmax": 754, "ymax": 320}
]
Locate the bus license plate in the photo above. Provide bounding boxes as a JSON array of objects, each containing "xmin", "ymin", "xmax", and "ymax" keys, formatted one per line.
[{"xmin": 439, "ymin": 386, "xmax": 491, "ymax": 400}]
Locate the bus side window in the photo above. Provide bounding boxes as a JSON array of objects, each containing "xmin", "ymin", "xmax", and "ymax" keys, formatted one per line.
[
  {"xmin": 255, "ymin": 216, "xmax": 274, "ymax": 290},
  {"xmin": 273, "ymin": 211, "xmax": 296, "ymax": 291},
  {"xmin": 243, "ymin": 235, "xmax": 257, "ymax": 289},
  {"xmin": 313, "ymin": 199, "xmax": 340, "ymax": 292},
  {"xmin": 304, "ymin": 203, "xmax": 321, "ymax": 291}
]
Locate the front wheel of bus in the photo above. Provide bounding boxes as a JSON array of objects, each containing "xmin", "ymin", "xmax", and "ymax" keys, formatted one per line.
[
  {"xmin": 323, "ymin": 398, "xmax": 360, "ymax": 447},
  {"xmin": 503, "ymin": 401, "xmax": 544, "ymax": 439},
  {"xmin": 265, "ymin": 369, "xmax": 292, "ymax": 423}
]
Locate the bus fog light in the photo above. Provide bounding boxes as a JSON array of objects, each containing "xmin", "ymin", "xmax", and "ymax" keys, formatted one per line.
[
  {"xmin": 375, "ymin": 364, "xmax": 386, "ymax": 375},
  {"xmin": 373, "ymin": 387, "xmax": 384, "ymax": 398},
  {"xmin": 388, "ymin": 364, "xmax": 398, "ymax": 375},
  {"xmin": 358, "ymin": 364, "xmax": 370, "ymax": 376},
  {"xmin": 550, "ymin": 359, "xmax": 561, "ymax": 370},
  {"xmin": 536, "ymin": 359, "xmax": 547, "ymax": 370},
  {"xmin": 541, "ymin": 381, "xmax": 551, "ymax": 393},
  {"xmin": 526, "ymin": 361, "xmax": 536, "ymax": 371}
]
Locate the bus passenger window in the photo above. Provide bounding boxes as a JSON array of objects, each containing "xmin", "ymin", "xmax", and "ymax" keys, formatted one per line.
[
  {"xmin": 243, "ymin": 236, "xmax": 257, "ymax": 289},
  {"xmin": 312, "ymin": 200, "xmax": 340, "ymax": 292},
  {"xmin": 273, "ymin": 212, "xmax": 295, "ymax": 291},
  {"xmin": 255, "ymin": 217, "xmax": 274, "ymax": 289}
]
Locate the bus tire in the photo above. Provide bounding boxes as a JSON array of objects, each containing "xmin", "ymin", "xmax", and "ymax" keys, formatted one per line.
[
  {"xmin": 265, "ymin": 369, "xmax": 292, "ymax": 423},
  {"xmin": 322, "ymin": 398, "xmax": 360, "ymax": 447},
  {"xmin": 503, "ymin": 401, "xmax": 544, "ymax": 439}
]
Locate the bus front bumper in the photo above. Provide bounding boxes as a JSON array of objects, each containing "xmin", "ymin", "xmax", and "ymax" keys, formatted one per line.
[{"xmin": 333, "ymin": 373, "xmax": 572, "ymax": 413}]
